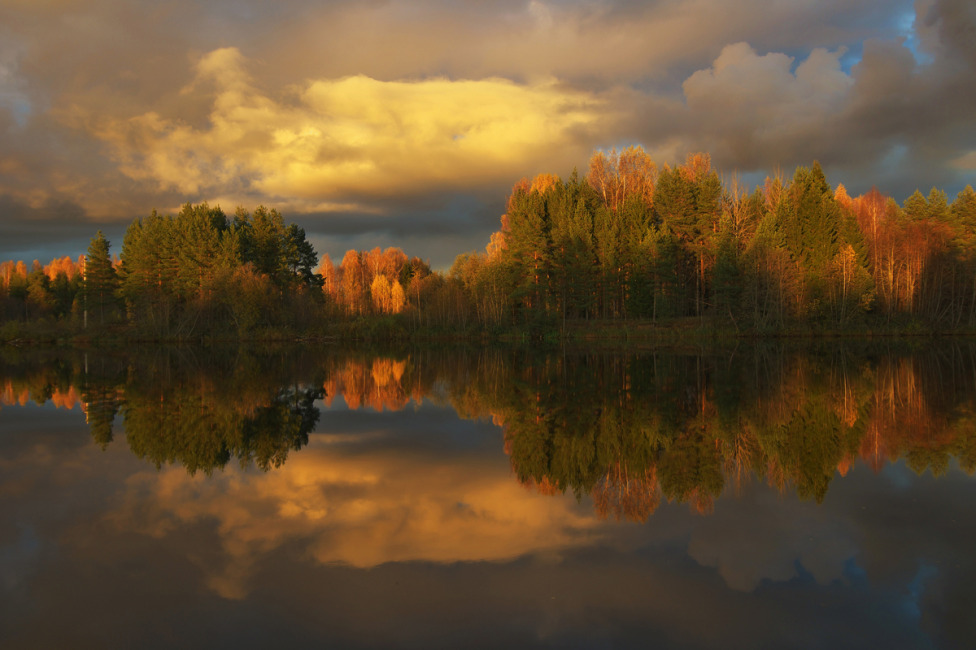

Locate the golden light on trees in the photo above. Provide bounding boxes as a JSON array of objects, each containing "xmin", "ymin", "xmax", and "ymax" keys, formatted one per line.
[{"xmin": 586, "ymin": 145, "xmax": 657, "ymax": 212}]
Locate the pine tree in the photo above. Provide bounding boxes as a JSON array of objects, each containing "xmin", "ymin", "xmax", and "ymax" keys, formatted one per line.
[
  {"xmin": 712, "ymin": 218, "xmax": 742, "ymax": 323},
  {"xmin": 83, "ymin": 231, "xmax": 119, "ymax": 327}
]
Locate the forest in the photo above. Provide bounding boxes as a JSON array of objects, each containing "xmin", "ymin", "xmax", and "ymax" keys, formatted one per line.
[{"xmin": 2, "ymin": 147, "xmax": 976, "ymax": 341}]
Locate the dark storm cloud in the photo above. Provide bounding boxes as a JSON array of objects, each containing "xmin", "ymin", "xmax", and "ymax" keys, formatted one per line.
[
  {"xmin": 0, "ymin": 194, "xmax": 125, "ymax": 262},
  {"xmin": 304, "ymin": 198, "xmax": 500, "ymax": 240},
  {"xmin": 924, "ymin": 0, "xmax": 976, "ymax": 70}
]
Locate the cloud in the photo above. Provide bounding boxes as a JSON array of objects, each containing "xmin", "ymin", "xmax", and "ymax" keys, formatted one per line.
[
  {"xmin": 688, "ymin": 487, "xmax": 857, "ymax": 592},
  {"xmin": 106, "ymin": 436, "xmax": 601, "ymax": 599},
  {"xmin": 922, "ymin": 0, "xmax": 976, "ymax": 70},
  {"xmin": 0, "ymin": 193, "xmax": 121, "ymax": 262},
  {"xmin": 951, "ymin": 151, "xmax": 976, "ymax": 171},
  {"xmin": 1, "ymin": 0, "xmax": 974, "ymax": 265},
  {"xmin": 619, "ymin": 4, "xmax": 976, "ymax": 199},
  {"xmin": 680, "ymin": 42, "xmax": 853, "ymax": 168},
  {"xmin": 256, "ymin": 0, "xmax": 915, "ymax": 89},
  {"xmin": 85, "ymin": 47, "xmax": 604, "ymax": 211},
  {"xmin": 0, "ymin": 34, "xmax": 30, "ymax": 127}
]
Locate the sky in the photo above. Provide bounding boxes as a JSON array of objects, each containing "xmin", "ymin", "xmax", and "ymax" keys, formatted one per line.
[{"xmin": 1, "ymin": 0, "xmax": 975, "ymax": 269}]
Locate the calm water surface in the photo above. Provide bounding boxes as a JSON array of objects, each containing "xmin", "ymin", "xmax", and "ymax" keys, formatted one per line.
[{"xmin": 1, "ymin": 344, "xmax": 975, "ymax": 649}]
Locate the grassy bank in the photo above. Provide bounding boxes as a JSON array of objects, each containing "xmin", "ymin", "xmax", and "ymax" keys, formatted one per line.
[{"xmin": 2, "ymin": 312, "xmax": 970, "ymax": 351}]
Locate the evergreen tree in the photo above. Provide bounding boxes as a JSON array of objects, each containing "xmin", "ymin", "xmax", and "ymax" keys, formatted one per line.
[
  {"xmin": 119, "ymin": 211, "xmax": 177, "ymax": 333},
  {"xmin": 174, "ymin": 202, "xmax": 233, "ymax": 300},
  {"xmin": 950, "ymin": 186, "xmax": 976, "ymax": 228},
  {"xmin": 925, "ymin": 188, "xmax": 949, "ymax": 222},
  {"xmin": 903, "ymin": 190, "xmax": 928, "ymax": 221},
  {"xmin": 712, "ymin": 218, "xmax": 742, "ymax": 323},
  {"xmin": 83, "ymin": 231, "xmax": 119, "ymax": 327},
  {"xmin": 503, "ymin": 178, "xmax": 555, "ymax": 321}
]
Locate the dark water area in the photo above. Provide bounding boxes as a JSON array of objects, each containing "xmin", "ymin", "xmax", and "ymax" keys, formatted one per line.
[{"xmin": 1, "ymin": 342, "xmax": 975, "ymax": 649}]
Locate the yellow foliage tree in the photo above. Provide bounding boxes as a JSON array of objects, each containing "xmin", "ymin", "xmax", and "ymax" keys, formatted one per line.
[
  {"xmin": 371, "ymin": 274, "xmax": 391, "ymax": 313},
  {"xmin": 390, "ymin": 279, "xmax": 406, "ymax": 314}
]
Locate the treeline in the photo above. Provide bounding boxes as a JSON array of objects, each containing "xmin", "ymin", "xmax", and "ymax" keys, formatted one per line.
[
  {"xmin": 0, "ymin": 203, "xmax": 468, "ymax": 340},
  {"xmin": 1, "ymin": 203, "xmax": 327, "ymax": 338},
  {"xmin": 449, "ymin": 147, "xmax": 976, "ymax": 333},
  {"xmin": 112, "ymin": 203, "xmax": 324, "ymax": 336},
  {"xmin": 3, "ymin": 147, "xmax": 976, "ymax": 339},
  {"xmin": 0, "ymin": 256, "xmax": 86, "ymax": 323}
]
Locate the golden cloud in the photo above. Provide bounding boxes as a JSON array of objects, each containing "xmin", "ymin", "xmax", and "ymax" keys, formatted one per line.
[
  {"xmin": 106, "ymin": 436, "xmax": 602, "ymax": 599},
  {"xmin": 951, "ymin": 151, "xmax": 976, "ymax": 170},
  {"xmin": 88, "ymin": 47, "xmax": 604, "ymax": 210}
]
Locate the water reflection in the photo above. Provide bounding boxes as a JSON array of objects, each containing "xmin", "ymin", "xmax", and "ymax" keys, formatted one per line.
[
  {"xmin": 494, "ymin": 349, "xmax": 976, "ymax": 519},
  {"xmin": 3, "ymin": 344, "xmax": 976, "ymax": 520},
  {"xmin": 2, "ymin": 344, "xmax": 976, "ymax": 648}
]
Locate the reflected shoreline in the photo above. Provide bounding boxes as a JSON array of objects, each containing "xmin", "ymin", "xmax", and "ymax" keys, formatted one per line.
[{"xmin": 3, "ymin": 342, "xmax": 975, "ymax": 520}]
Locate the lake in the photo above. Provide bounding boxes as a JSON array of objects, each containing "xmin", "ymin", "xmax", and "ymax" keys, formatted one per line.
[{"xmin": 1, "ymin": 343, "xmax": 975, "ymax": 649}]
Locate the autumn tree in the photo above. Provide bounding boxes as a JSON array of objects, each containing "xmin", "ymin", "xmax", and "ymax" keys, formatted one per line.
[
  {"xmin": 371, "ymin": 274, "xmax": 392, "ymax": 313},
  {"xmin": 586, "ymin": 146, "xmax": 657, "ymax": 213},
  {"xmin": 340, "ymin": 250, "xmax": 366, "ymax": 315}
]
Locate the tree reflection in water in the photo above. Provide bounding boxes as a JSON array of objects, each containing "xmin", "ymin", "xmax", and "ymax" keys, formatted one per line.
[
  {"xmin": 2, "ymin": 343, "xmax": 975, "ymax": 519},
  {"xmin": 486, "ymin": 347, "xmax": 976, "ymax": 520},
  {"xmin": 1, "ymin": 346, "xmax": 325, "ymax": 474}
]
